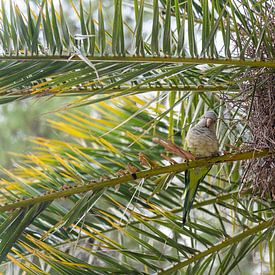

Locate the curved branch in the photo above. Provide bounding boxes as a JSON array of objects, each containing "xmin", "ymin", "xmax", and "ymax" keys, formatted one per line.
[{"xmin": 0, "ymin": 149, "xmax": 272, "ymax": 212}]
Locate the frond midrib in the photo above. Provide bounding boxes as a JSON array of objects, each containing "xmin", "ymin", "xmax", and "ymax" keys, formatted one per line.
[
  {"xmin": 1, "ymin": 55, "xmax": 274, "ymax": 68},
  {"xmin": 0, "ymin": 149, "xmax": 272, "ymax": 213}
]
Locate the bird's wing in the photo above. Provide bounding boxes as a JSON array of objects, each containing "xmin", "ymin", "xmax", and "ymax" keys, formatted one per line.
[{"xmin": 182, "ymin": 165, "xmax": 211, "ymax": 225}]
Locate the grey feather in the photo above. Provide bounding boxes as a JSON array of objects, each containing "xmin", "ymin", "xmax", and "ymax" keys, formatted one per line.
[{"xmin": 186, "ymin": 111, "xmax": 219, "ymax": 157}]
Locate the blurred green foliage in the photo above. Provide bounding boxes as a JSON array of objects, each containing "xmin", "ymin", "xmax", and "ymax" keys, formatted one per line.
[{"xmin": 0, "ymin": 98, "xmax": 70, "ymax": 167}]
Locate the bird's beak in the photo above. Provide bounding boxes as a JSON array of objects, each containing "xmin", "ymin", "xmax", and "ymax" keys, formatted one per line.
[{"xmin": 206, "ymin": 118, "xmax": 213, "ymax": 128}]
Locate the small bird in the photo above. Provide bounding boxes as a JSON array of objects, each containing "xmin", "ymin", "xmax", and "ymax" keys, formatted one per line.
[
  {"xmin": 183, "ymin": 110, "xmax": 219, "ymax": 225},
  {"xmin": 186, "ymin": 111, "xmax": 219, "ymax": 158}
]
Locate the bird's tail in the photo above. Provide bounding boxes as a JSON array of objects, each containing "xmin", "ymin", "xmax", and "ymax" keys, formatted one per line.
[{"xmin": 182, "ymin": 166, "xmax": 211, "ymax": 226}]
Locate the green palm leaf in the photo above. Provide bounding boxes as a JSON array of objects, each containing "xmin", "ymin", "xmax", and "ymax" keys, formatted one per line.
[{"xmin": 0, "ymin": 1, "xmax": 274, "ymax": 273}]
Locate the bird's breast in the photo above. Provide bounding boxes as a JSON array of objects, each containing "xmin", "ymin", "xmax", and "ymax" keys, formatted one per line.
[{"xmin": 186, "ymin": 127, "xmax": 219, "ymax": 157}]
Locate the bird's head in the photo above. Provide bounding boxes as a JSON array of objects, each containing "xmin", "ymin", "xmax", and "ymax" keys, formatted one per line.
[{"xmin": 198, "ymin": 111, "xmax": 217, "ymax": 129}]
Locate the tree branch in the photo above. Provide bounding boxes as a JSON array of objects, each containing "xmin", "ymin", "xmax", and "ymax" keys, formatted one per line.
[
  {"xmin": 0, "ymin": 56, "xmax": 274, "ymax": 68},
  {"xmin": 0, "ymin": 149, "xmax": 272, "ymax": 212}
]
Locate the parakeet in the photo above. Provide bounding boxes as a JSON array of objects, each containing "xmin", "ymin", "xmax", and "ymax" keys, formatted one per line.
[{"xmin": 182, "ymin": 111, "xmax": 219, "ymax": 225}]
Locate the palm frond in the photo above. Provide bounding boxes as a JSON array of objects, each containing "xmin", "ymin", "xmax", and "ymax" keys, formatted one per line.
[
  {"xmin": 0, "ymin": 1, "xmax": 274, "ymax": 273},
  {"xmin": 0, "ymin": 0, "xmax": 273, "ymax": 105},
  {"xmin": 0, "ymin": 97, "xmax": 274, "ymax": 273}
]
